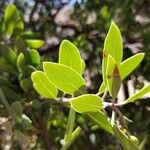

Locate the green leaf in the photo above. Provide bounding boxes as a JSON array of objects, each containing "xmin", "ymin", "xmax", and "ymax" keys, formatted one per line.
[
  {"xmin": 98, "ymin": 82, "xmax": 106, "ymax": 95},
  {"xmin": 10, "ymin": 101, "xmax": 23, "ymax": 118},
  {"xmin": 106, "ymin": 55, "xmax": 121, "ymax": 99},
  {"xmin": 59, "ymin": 40, "xmax": 82, "ymax": 74},
  {"xmin": 62, "ymin": 126, "xmax": 81, "ymax": 150},
  {"xmin": 81, "ymin": 59, "xmax": 86, "ymax": 74},
  {"xmin": 0, "ymin": 44, "xmax": 17, "ymax": 66},
  {"xmin": 43, "ymin": 62, "xmax": 86, "ymax": 96},
  {"xmin": 6, "ymin": 48, "xmax": 17, "ymax": 66},
  {"xmin": 21, "ymin": 31, "xmax": 40, "ymax": 39},
  {"xmin": 16, "ymin": 53, "xmax": 25, "ymax": 72},
  {"xmin": 64, "ymin": 107, "xmax": 76, "ymax": 142},
  {"xmin": 104, "ymin": 22, "xmax": 123, "ymax": 63},
  {"xmin": 31, "ymin": 71, "xmax": 58, "ymax": 99},
  {"xmin": 102, "ymin": 22, "xmax": 123, "ymax": 84},
  {"xmin": 21, "ymin": 114, "xmax": 32, "ymax": 131},
  {"xmin": 113, "ymin": 125, "xmax": 139, "ymax": 150},
  {"xmin": 20, "ymin": 78, "xmax": 32, "ymax": 92},
  {"xmin": 123, "ymin": 85, "xmax": 150, "ymax": 105},
  {"xmin": 87, "ymin": 111, "xmax": 114, "ymax": 134},
  {"xmin": 4, "ymin": 4, "xmax": 23, "ymax": 36},
  {"xmin": 70, "ymin": 94, "xmax": 103, "ymax": 113},
  {"xmin": 25, "ymin": 39, "xmax": 44, "ymax": 49},
  {"xmin": 29, "ymin": 49, "xmax": 40, "ymax": 66},
  {"xmin": 119, "ymin": 53, "xmax": 145, "ymax": 80}
]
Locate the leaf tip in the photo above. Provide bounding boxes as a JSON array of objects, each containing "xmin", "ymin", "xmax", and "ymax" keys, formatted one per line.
[
  {"xmin": 140, "ymin": 53, "xmax": 145, "ymax": 59},
  {"xmin": 110, "ymin": 22, "xmax": 119, "ymax": 30}
]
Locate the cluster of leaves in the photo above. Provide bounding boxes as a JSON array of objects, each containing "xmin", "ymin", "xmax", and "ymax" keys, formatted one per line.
[
  {"xmin": 0, "ymin": 2, "xmax": 149, "ymax": 149},
  {"xmin": 0, "ymin": 4, "xmax": 44, "ymax": 147},
  {"xmin": 32, "ymin": 22, "xmax": 149, "ymax": 149}
]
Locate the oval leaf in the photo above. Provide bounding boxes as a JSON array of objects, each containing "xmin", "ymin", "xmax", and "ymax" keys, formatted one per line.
[
  {"xmin": 119, "ymin": 53, "xmax": 145, "ymax": 80},
  {"xmin": 106, "ymin": 55, "xmax": 121, "ymax": 99},
  {"xmin": 20, "ymin": 78, "xmax": 32, "ymax": 92},
  {"xmin": 29, "ymin": 49, "xmax": 40, "ymax": 66},
  {"xmin": 102, "ymin": 22, "xmax": 123, "ymax": 84},
  {"xmin": 123, "ymin": 85, "xmax": 150, "ymax": 105},
  {"xmin": 25, "ymin": 39, "xmax": 44, "ymax": 49},
  {"xmin": 43, "ymin": 62, "xmax": 86, "ymax": 95},
  {"xmin": 104, "ymin": 22, "xmax": 123, "ymax": 63},
  {"xmin": 87, "ymin": 111, "xmax": 114, "ymax": 134},
  {"xmin": 59, "ymin": 40, "xmax": 82, "ymax": 74},
  {"xmin": 0, "ymin": 44, "xmax": 17, "ymax": 66},
  {"xmin": 16, "ymin": 53, "xmax": 25, "ymax": 72},
  {"xmin": 70, "ymin": 94, "xmax": 103, "ymax": 113},
  {"xmin": 31, "ymin": 71, "xmax": 58, "ymax": 99},
  {"xmin": 5, "ymin": 4, "xmax": 23, "ymax": 36}
]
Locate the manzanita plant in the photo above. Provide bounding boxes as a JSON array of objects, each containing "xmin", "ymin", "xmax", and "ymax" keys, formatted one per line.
[
  {"xmin": 0, "ymin": 3, "xmax": 149, "ymax": 150},
  {"xmin": 31, "ymin": 22, "xmax": 149, "ymax": 150}
]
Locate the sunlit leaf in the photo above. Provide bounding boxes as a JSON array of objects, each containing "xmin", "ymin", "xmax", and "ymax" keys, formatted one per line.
[
  {"xmin": 81, "ymin": 59, "xmax": 86, "ymax": 74},
  {"xmin": 16, "ymin": 53, "xmax": 25, "ymax": 72},
  {"xmin": 31, "ymin": 71, "xmax": 58, "ymax": 99},
  {"xmin": 21, "ymin": 31, "xmax": 40, "ymax": 39},
  {"xmin": 102, "ymin": 22, "xmax": 123, "ymax": 84},
  {"xmin": 70, "ymin": 94, "xmax": 103, "ymax": 113},
  {"xmin": 25, "ymin": 39, "xmax": 44, "ymax": 49},
  {"xmin": 29, "ymin": 49, "xmax": 40, "ymax": 66},
  {"xmin": 4, "ymin": 4, "xmax": 23, "ymax": 36},
  {"xmin": 21, "ymin": 114, "xmax": 32, "ymax": 131},
  {"xmin": 98, "ymin": 82, "xmax": 106, "ymax": 95},
  {"xmin": 104, "ymin": 22, "xmax": 123, "ymax": 63},
  {"xmin": 59, "ymin": 40, "xmax": 82, "ymax": 74},
  {"xmin": 87, "ymin": 111, "xmax": 114, "ymax": 134},
  {"xmin": 123, "ymin": 85, "xmax": 150, "ymax": 105},
  {"xmin": 119, "ymin": 53, "xmax": 145, "ymax": 80},
  {"xmin": 43, "ymin": 62, "xmax": 86, "ymax": 96},
  {"xmin": 106, "ymin": 55, "xmax": 121, "ymax": 99}
]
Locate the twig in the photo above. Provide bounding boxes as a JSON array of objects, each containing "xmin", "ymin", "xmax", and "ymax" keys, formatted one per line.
[
  {"xmin": 61, "ymin": 127, "xmax": 81, "ymax": 150},
  {"xmin": 64, "ymin": 107, "xmax": 76, "ymax": 142},
  {"xmin": 102, "ymin": 90, "xmax": 108, "ymax": 101},
  {"xmin": 113, "ymin": 106, "xmax": 128, "ymax": 130}
]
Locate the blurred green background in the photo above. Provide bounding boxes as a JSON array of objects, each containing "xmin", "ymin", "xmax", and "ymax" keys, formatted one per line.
[{"xmin": 0, "ymin": 0, "xmax": 150, "ymax": 149}]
